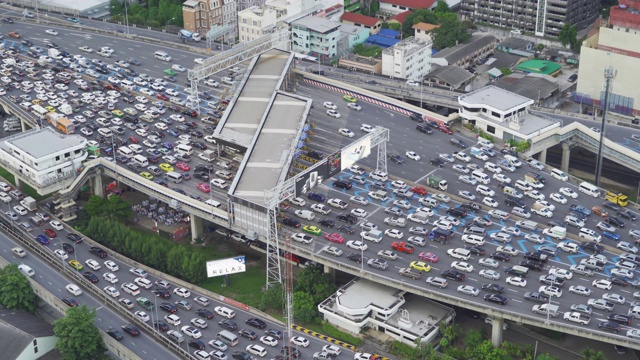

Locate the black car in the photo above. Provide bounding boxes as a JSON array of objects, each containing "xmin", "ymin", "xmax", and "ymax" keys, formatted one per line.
[
  {"xmin": 388, "ymin": 154, "xmax": 405, "ymax": 164},
  {"xmin": 121, "ymin": 324, "xmax": 140, "ymax": 336},
  {"xmin": 336, "ymin": 214, "xmax": 357, "ymax": 224},
  {"xmin": 232, "ymin": 351, "xmax": 252, "ymax": 360},
  {"xmin": 89, "ymin": 246, "xmax": 108, "ymax": 258},
  {"xmin": 430, "ymin": 158, "xmax": 445, "ymax": 167},
  {"xmin": 195, "ymin": 164, "xmax": 213, "ymax": 172},
  {"xmin": 151, "ymin": 289, "xmax": 171, "ymax": 299},
  {"xmin": 333, "ymin": 180, "xmax": 352, "ymax": 189},
  {"xmin": 608, "ymin": 277, "xmax": 629, "ymax": 287},
  {"xmin": 482, "ymin": 283, "xmax": 504, "ymax": 294},
  {"xmin": 219, "ymin": 319, "xmax": 238, "ymax": 331},
  {"xmin": 107, "ymin": 328, "xmax": 124, "ymax": 340},
  {"xmin": 281, "ymin": 346, "xmax": 302, "ymax": 359},
  {"xmin": 188, "ymin": 340, "xmax": 206, "ymax": 350},
  {"xmin": 608, "ymin": 313, "xmax": 632, "ymax": 325},
  {"xmin": 539, "ymin": 275, "xmax": 565, "ymax": 287},
  {"xmin": 62, "ymin": 297, "xmax": 79, "ymax": 307},
  {"xmin": 347, "ymin": 253, "xmax": 362, "ymax": 263},
  {"xmin": 606, "ymin": 216, "xmax": 625, "ymax": 228},
  {"xmin": 127, "ymin": 58, "xmax": 142, "ymax": 66},
  {"xmin": 239, "ymin": 329, "xmax": 257, "ymax": 340},
  {"xmin": 446, "ymin": 208, "xmax": 467, "ymax": 218},
  {"xmin": 460, "ymin": 202, "xmax": 481, "ymax": 211},
  {"xmin": 337, "ymin": 224, "xmax": 355, "ymax": 234},
  {"xmin": 83, "ymin": 272, "xmax": 99, "ymax": 283},
  {"xmin": 67, "ymin": 233, "xmax": 83, "ymax": 243},
  {"xmin": 246, "ymin": 318, "xmax": 266, "ymax": 329},
  {"xmin": 21, "ymin": 40, "xmax": 33, "ymax": 47},
  {"xmin": 318, "ymin": 219, "xmax": 335, "ymax": 228},
  {"xmin": 196, "ymin": 308, "xmax": 214, "ymax": 319},
  {"xmin": 266, "ymin": 329, "xmax": 283, "ymax": 339},
  {"xmin": 154, "ymin": 321, "xmax": 169, "ymax": 332},
  {"xmin": 484, "ymin": 293, "xmax": 508, "ymax": 305},
  {"xmin": 159, "ymin": 303, "xmax": 178, "ymax": 313},
  {"xmin": 464, "ymin": 246, "xmax": 485, "ymax": 256},
  {"xmin": 2, "ymin": 17, "xmax": 14, "ymax": 23},
  {"xmin": 192, "ymin": 142, "xmax": 207, "ymax": 150},
  {"xmin": 62, "ymin": 243, "xmax": 75, "ymax": 254},
  {"xmin": 519, "ymin": 260, "xmax": 544, "ymax": 271},
  {"xmin": 603, "ymin": 201, "xmax": 620, "ymax": 212},
  {"xmin": 505, "ymin": 198, "xmax": 525, "ymax": 207},
  {"xmin": 598, "ymin": 321, "xmax": 621, "ymax": 333},
  {"xmin": 416, "ymin": 123, "xmax": 433, "ymax": 134},
  {"xmin": 282, "ymin": 217, "xmax": 300, "ymax": 228},
  {"xmin": 618, "ymin": 210, "xmax": 637, "ymax": 221},
  {"xmin": 441, "ymin": 269, "xmax": 465, "ymax": 281},
  {"xmin": 306, "ymin": 150, "xmax": 324, "ymax": 160},
  {"xmin": 580, "ymin": 241, "xmax": 604, "ymax": 253},
  {"xmin": 490, "ymin": 252, "xmax": 510, "ymax": 262},
  {"xmin": 193, "ymin": 172, "xmax": 210, "ymax": 181}
]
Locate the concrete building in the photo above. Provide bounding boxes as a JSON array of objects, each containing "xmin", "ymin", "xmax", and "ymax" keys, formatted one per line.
[
  {"xmin": 412, "ymin": 22, "xmax": 440, "ymax": 42},
  {"xmin": 379, "ymin": 0, "xmax": 436, "ymax": 15},
  {"xmin": 576, "ymin": 0, "xmax": 640, "ymax": 117},
  {"xmin": 238, "ymin": 6, "xmax": 279, "ymax": 43},
  {"xmin": 431, "ymin": 33, "xmax": 496, "ymax": 69},
  {"xmin": 460, "ymin": 0, "xmax": 599, "ymax": 38},
  {"xmin": 181, "ymin": 0, "xmax": 236, "ymax": 41},
  {"xmin": 291, "ymin": 16, "xmax": 341, "ymax": 59},
  {"xmin": 340, "ymin": 12, "xmax": 382, "ymax": 34},
  {"xmin": 318, "ymin": 279, "xmax": 455, "ymax": 346},
  {"xmin": 0, "ymin": 128, "xmax": 87, "ymax": 187},
  {"xmin": 496, "ymin": 37, "xmax": 535, "ymax": 57},
  {"xmin": 337, "ymin": 24, "xmax": 370, "ymax": 57},
  {"xmin": 425, "ymin": 65, "xmax": 474, "ymax": 91},
  {"xmin": 382, "ymin": 36, "xmax": 432, "ymax": 80},
  {"xmin": 0, "ymin": 306, "xmax": 59, "ymax": 360},
  {"xmin": 458, "ymin": 86, "xmax": 560, "ymax": 142}
]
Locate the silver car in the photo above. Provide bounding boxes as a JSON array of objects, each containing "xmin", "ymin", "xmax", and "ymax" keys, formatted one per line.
[
  {"xmin": 457, "ymin": 285, "xmax": 479, "ymax": 297},
  {"xmin": 479, "ymin": 258, "xmax": 499, "ymax": 269},
  {"xmin": 479, "ymin": 269, "xmax": 500, "ymax": 280},
  {"xmin": 458, "ymin": 175, "xmax": 477, "ymax": 185},
  {"xmin": 458, "ymin": 191, "xmax": 476, "ymax": 201},
  {"xmin": 350, "ymin": 196, "xmax": 369, "ymax": 206}
]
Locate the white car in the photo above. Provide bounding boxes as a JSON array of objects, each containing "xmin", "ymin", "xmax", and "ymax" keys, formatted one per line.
[
  {"xmin": 350, "ymin": 196, "xmax": 369, "ymax": 206},
  {"xmin": 539, "ymin": 285, "xmax": 562, "ymax": 298},
  {"xmin": 290, "ymin": 197, "xmax": 306, "ymax": 206},
  {"xmin": 54, "ymin": 249, "xmax": 68, "ymax": 260},
  {"xmin": 596, "ymin": 221, "xmax": 616, "ymax": 233},
  {"xmin": 65, "ymin": 284, "xmax": 82, "ymax": 296},
  {"xmin": 79, "ymin": 46, "xmax": 94, "ymax": 53},
  {"xmin": 190, "ymin": 318, "xmax": 208, "ymax": 329},
  {"xmin": 290, "ymin": 336, "xmax": 310, "ymax": 347},
  {"xmin": 458, "ymin": 191, "xmax": 476, "ymax": 201},
  {"xmin": 194, "ymin": 58, "xmax": 204, "ymax": 65},
  {"xmin": 526, "ymin": 190, "xmax": 545, "ymax": 200},
  {"xmin": 559, "ymin": 187, "xmax": 578, "ymax": 199},
  {"xmin": 391, "ymin": 180, "xmax": 407, "ymax": 189},
  {"xmin": 484, "ymin": 162, "xmax": 502, "ymax": 173},
  {"xmin": 260, "ymin": 335, "xmax": 278, "ymax": 347},
  {"xmin": 292, "ymin": 233, "xmax": 313, "ymax": 244},
  {"xmin": 476, "ymin": 185, "xmax": 495, "ymax": 197},
  {"xmin": 611, "ymin": 267, "xmax": 634, "ymax": 279},
  {"xmin": 384, "ymin": 229, "xmax": 404, "ymax": 239},
  {"xmin": 535, "ymin": 200, "xmax": 555, "ymax": 211},
  {"xmin": 602, "ymin": 293, "xmax": 625, "ymax": 304},
  {"xmin": 326, "ymin": 109, "xmax": 341, "ymax": 118},
  {"xmin": 592, "ymin": 279, "xmax": 612, "ymax": 290},
  {"xmin": 478, "ymin": 258, "xmax": 499, "ymax": 268},
  {"xmin": 85, "ymin": 259, "xmax": 101, "ymax": 271},
  {"xmin": 393, "ymin": 199, "xmax": 411, "ymax": 209},
  {"xmin": 351, "ymin": 208, "xmax": 367, "ymax": 218},
  {"xmin": 451, "ymin": 261, "xmax": 474, "ymax": 273},
  {"xmin": 103, "ymin": 286, "xmax": 120, "ymax": 298},
  {"xmin": 453, "ymin": 164, "xmax": 469, "ymax": 174},
  {"xmin": 506, "ymin": 277, "xmax": 527, "ymax": 287},
  {"xmin": 328, "ymin": 198, "xmax": 348, "ymax": 209},
  {"xmin": 323, "ymin": 246, "xmax": 343, "ymax": 256},
  {"xmin": 360, "ymin": 124, "xmax": 374, "ymax": 132},
  {"xmin": 549, "ymin": 193, "xmax": 567, "ymax": 204},
  {"xmin": 496, "ymin": 245, "xmax": 518, "ymax": 256},
  {"xmin": 548, "ymin": 268, "xmax": 573, "ymax": 280},
  {"xmin": 568, "ymin": 285, "xmax": 592, "ymax": 296},
  {"xmin": 479, "ymin": 269, "xmax": 500, "ymax": 280},
  {"xmin": 482, "ymin": 197, "xmax": 499, "ymax": 208},
  {"xmin": 51, "ymin": 220, "xmax": 65, "ymax": 231},
  {"xmin": 181, "ymin": 326, "xmax": 202, "ymax": 339},
  {"xmin": 103, "ymin": 272, "xmax": 118, "ymax": 284},
  {"xmin": 45, "ymin": 29, "xmax": 59, "ymax": 36},
  {"xmin": 406, "ymin": 80, "xmax": 420, "ymax": 86},
  {"xmin": 173, "ymin": 287, "xmax": 191, "ymax": 298},
  {"xmin": 458, "ymin": 175, "xmax": 476, "ymax": 185},
  {"xmin": 339, "ymin": 128, "xmax": 354, "ymax": 137},
  {"xmin": 439, "ymin": 153, "xmax": 454, "ymax": 163},
  {"xmin": 171, "ymin": 64, "xmax": 186, "ymax": 72},
  {"xmin": 457, "ymin": 285, "xmax": 479, "ymax": 297},
  {"xmin": 432, "ymin": 193, "xmax": 451, "ymax": 203},
  {"xmin": 462, "ymin": 235, "xmax": 485, "ymax": 246},
  {"xmin": 406, "ymin": 151, "xmax": 420, "ymax": 161},
  {"xmin": 453, "ymin": 152, "xmax": 471, "ymax": 162},
  {"xmin": 323, "ymin": 101, "xmax": 337, "ymax": 109},
  {"xmin": 348, "ymin": 103, "xmax": 362, "ymax": 111},
  {"xmin": 346, "ymin": 240, "xmax": 368, "ymax": 251}
]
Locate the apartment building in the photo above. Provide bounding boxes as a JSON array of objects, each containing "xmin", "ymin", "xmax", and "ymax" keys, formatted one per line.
[
  {"xmin": 379, "ymin": 0, "xmax": 436, "ymax": 15},
  {"xmin": 291, "ymin": 16, "xmax": 341, "ymax": 59},
  {"xmin": 182, "ymin": 0, "xmax": 237, "ymax": 40},
  {"xmin": 460, "ymin": 0, "xmax": 599, "ymax": 37},
  {"xmin": 576, "ymin": 0, "xmax": 640, "ymax": 116},
  {"xmin": 381, "ymin": 36, "xmax": 432, "ymax": 80}
]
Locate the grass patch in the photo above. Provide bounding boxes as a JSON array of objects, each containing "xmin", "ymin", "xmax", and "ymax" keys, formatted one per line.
[
  {"xmin": 199, "ymin": 258, "xmax": 267, "ymax": 307},
  {"xmin": 0, "ymin": 166, "xmax": 46, "ymax": 201}
]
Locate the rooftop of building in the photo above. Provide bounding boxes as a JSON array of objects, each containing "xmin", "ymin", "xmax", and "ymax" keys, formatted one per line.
[
  {"xmin": 0, "ymin": 306, "xmax": 56, "ymax": 360},
  {"xmin": 1, "ymin": 127, "xmax": 86, "ymax": 159},
  {"xmin": 389, "ymin": 10, "xmax": 412, "ymax": 23},
  {"xmin": 412, "ymin": 22, "xmax": 440, "ymax": 31},
  {"xmin": 380, "ymin": 0, "xmax": 436, "ymax": 9},
  {"xmin": 183, "ymin": 0, "xmax": 200, "ymax": 7},
  {"xmin": 292, "ymin": 16, "xmax": 341, "ymax": 33},
  {"xmin": 40, "ymin": 0, "xmax": 106, "ymax": 12},
  {"xmin": 610, "ymin": 0, "xmax": 640, "ymax": 30},
  {"xmin": 498, "ymin": 37, "xmax": 534, "ymax": 50},
  {"xmin": 383, "ymin": 36, "xmax": 430, "ymax": 54},
  {"xmin": 341, "ymin": 12, "xmax": 380, "ymax": 27},
  {"xmin": 486, "ymin": 52, "xmax": 524, "ymax": 69},
  {"xmin": 459, "ymin": 85, "xmax": 533, "ymax": 112},
  {"xmin": 515, "ymin": 59, "xmax": 562, "ymax": 75},
  {"xmin": 433, "ymin": 33, "xmax": 496, "ymax": 65},
  {"xmin": 336, "ymin": 279, "xmax": 402, "ymax": 310},
  {"xmin": 495, "ymin": 73, "xmax": 559, "ymax": 101},
  {"xmin": 340, "ymin": 23, "xmax": 368, "ymax": 35},
  {"xmin": 366, "ymin": 34, "xmax": 401, "ymax": 48},
  {"xmin": 426, "ymin": 65, "xmax": 474, "ymax": 88}
]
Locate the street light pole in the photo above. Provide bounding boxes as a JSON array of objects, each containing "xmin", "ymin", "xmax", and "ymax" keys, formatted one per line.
[
  {"xmin": 594, "ymin": 66, "xmax": 616, "ymax": 186},
  {"xmin": 124, "ymin": 0, "xmax": 129, "ymax": 34}
]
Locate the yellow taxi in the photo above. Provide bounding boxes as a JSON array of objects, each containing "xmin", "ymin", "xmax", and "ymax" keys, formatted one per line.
[
  {"xmin": 68, "ymin": 260, "xmax": 84, "ymax": 271},
  {"xmin": 32, "ymin": 99, "xmax": 43, "ymax": 105},
  {"xmin": 159, "ymin": 163, "xmax": 174, "ymax": 172},
  {"xmin": 45, "ymin": 106, "xmax": 56, "ymax": 112},
  {"xmin": 343, "ymin": 95, "xmax": 357, "ymax": 103},
  {"xmin": 140, "ymin": 172, "xmax": 154, "ymax": 180},
  {"xmin": 303, "ymin": 225, "xmax": 322, "ymax": 235},
  {"xmin": 410, "ymin": 261, "xmax": 431, "ymax": 272},
  {"xmin": 112, "ymin": 109, "xmax": 124, "ymax": 118}
]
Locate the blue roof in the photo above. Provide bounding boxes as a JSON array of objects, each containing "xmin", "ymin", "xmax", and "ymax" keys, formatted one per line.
[
  {"xmin": 379, "ymin": 28, "xmax": 400, "ymax": 38},
  {"xmin": 365, "ymin": 35, "xmax": 400, "ymax": 48}
]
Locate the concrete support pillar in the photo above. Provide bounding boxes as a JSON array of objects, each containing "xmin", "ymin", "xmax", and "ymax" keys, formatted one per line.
[
  {"xmin": 561, "ymin": 142, "xmax": 571, "ymax": 173},
  {"xmin": 190, "ymin": 214, "xmax": 203, "ymax": 242},
  {"xmin": 91, "ymin": 176, "xmax": 103, "ymax": 197},
  {"xmin": 539, "ymin": 148, "xmax": 547, "ymax": 165},
  {"xmin": 13, "ymin": 176, "xmax": 21, "ymax": 190},
  {"xmin": 323, "ymin": 265, "xmax": 335, "ymax": 280},
  {"xmin": 491, "ymin": 317, "xmax": 504, "ymax": 347},
  {"xmin": 20, "ymin": 119, "xmax": 27, "ymax": 132}
]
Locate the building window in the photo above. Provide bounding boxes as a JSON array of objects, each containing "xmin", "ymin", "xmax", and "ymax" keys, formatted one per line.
[{"xmin": 486, "ymin": 125, "xmax": 496, "ymax": 134}]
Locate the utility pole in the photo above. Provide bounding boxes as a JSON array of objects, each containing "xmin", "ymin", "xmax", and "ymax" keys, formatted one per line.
[{"xmin": 594, "ymin": 65, "xmax": 616, "ymax": 186}]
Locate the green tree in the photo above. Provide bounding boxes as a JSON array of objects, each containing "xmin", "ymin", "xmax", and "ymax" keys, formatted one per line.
[
  {"xmin": 411, "ymin": 341, "xmax": 440, "ymax": 360},
  {"xmin": 84, "ymin": 195, "xmax": 106, "ymax": 217},
  {"xmin": 292, "ymin": 291, "xmax": 316, "ymax": 323},
  {"xmin": 432, "ymin": 12, "xmax": 470, "ymax": 50},
  {"xmin": 259, "ymin": 282, "xmax": 284, "ymax": 311},
  {"xmin": 402, "ymin": 8, "xmax": 438, "ymax": 36},
  {"xmin": 464, "ymin": 329, "xmax": 483, "ymax": 349},
  {"xmin": 500, "ymin": 341, "xmax": 522, "ymax": 358},
  {"xmin": 104, "ymin": 195, "xmax": 132, "ymax": 221},
  {"xmin": 469, "ymin": 340, "xmax": 510, "ymax": 360},
  {"xmin": 433, "ymin": 0, "xmax": 450, "ymax": 13},
  {"xmin": 558, "ymin": 23, "xmax": 577, "ymax": 48},
  {"xmin": 536, "ymin": 354, "xmax": 559, "ymax": 360},
  {"xmin": 581, "ymin": 348, "xmax": 607, "ymax": 360},
  {"xmin": 0, "ymin": 264, "xmax": 37, "ymax": 313},
  {"xmin": 54, "ymin": 305, "xmax": 107, "ymax": 360},
  {"xmin": 295, "ymin": 267, "xmax": 337, "ymax": 305},
  {"xmin": 166, "ymin": 246, "xmax": 186, "ymax": 277}
]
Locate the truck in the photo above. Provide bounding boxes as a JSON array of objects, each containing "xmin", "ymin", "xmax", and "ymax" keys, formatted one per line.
[
  {"xmin": 58, "ymin": 104, "xmax": 73, "ymax": 116},
  {"xmin": 398, "ymin": 267, "xmax": 422, "ymax": 280},
  {"xmin": 179, "ymin": 29, "xmax": 202, "ymax": 42},
  {"xmin": 198, "ymin": 150, "xmax": 216, "ymax": 162},
  {"xmin": 604, "ymin": 191, "xmax": 628, "ymax": 207},
  {"xmin": 524, "ymin": 292, "xmax": 549, "ymax": 303},
  {"xmin": 532, "ymin": 303, "xmax": 559, "ymax": 318},
  {"xmin": 392, "ymin": 241, "xmax": 415, "ymax": 254},
  {"xmin": 563, "ymin": 312, "xmax": 591, "ymax": 325},
  {"xmin": 429, "ymin": 228, "xmax": 453, "ymax": 244},
  {"xmin": 516, "ymin": 220, "xmax": 537, "ymax": 230},
  {"xmin": 31, "ymin": 105, "xmax": 48, "ymax": 118},
  {"xmin": 20, "ymin": 197, "xmax": 37, "ymax": 211},
  {"xmin": 360, "ymin": 230, "xmax": 382, "ymax": 243},
  {"xmin": 46, "ymin": 112, "xmax": 75, "ymax": 134},
  {"xmin": 542, "ymin": 226, "xmax": 566, "ymax": 240},
  {"xmin": 524, "ymin": 252, "xmax": 548, "ymax": 263},
  {"xmin": 569, "ymin": 204, "xmax": 591, "ymax": 217},
  {"xmin": 427, "ymin": 175, "xmax": 448, "ymax": 191}
]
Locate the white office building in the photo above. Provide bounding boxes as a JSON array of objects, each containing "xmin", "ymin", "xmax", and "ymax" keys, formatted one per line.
[
  {"xmin": 0, "ymin": 127, "xmax": 87, "ymax": 187},
  {"xmin": 381, "ymin": 36, "xmax": 432, "ymax": 80}
]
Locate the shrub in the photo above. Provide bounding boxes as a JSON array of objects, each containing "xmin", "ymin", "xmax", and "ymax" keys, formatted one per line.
[{"xmin": 321, "ymin": 322, "xmax": 362, "ymax": 346}]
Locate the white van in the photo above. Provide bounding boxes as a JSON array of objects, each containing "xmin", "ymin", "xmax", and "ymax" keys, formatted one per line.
[
  {"xmin": 471, "ymin": 170, "xmax": 490, "ymax": 185},
  {"xmin": 504, "ymin": 155, "xmax": 522, "ymax": 168},
  {"xmin": 154, "ymin": 51, "xmax": 171, "ymax": 62},
  {"xmin": 579, "ymin": 227, "xmax": 601, "ymax": 243},
  {"xmin": 170, "ymin": 97, "xmax": 184, "ymax": 105},
  {"xmin": 550, "ymin": 168, "xmax": 568, "ymax": 181},
  {"xmin": 214, "ymin": 306, "xmax": 236, "ymax": 319},
  {"xmin": 205, "ymin": 199, "xmax": 222, "ymax": 208},
  {"xmin": 578, "ymin": 181, "xmax": 600, "ymax": 197},
  {"xmin": 217, "ymin": 330, "xmax": 239, "ymax": 346},
  {"xmin": 97, "ymin": 127, "xmax": 113, "ymax": 137},
  {"xmin": 18, "ymin": 264, "xmax": 34, "ymax": 277},
  {"xmin": 133, "ymin": 155, "xmax": 148, "ymax": 167},
  {"xmin": 120, "ymin": 80, "xmax": 135, "ymax": 90},
  {"xmin": 128, "ymin": 144, "xmax": 143, "ymax": 154},
  {"xmin": 369, "ymin": 170, "xmax": 388, "ymax": 181},
  {"xmin": 117, "ymin": 146, "xmax": 133, "ymax": 159},
  {"xmin": 175, "ymin": 144, "xmax": 193, "ymax": 156},
  {"xmin": 164, "ymin": 171, "xmax": 184, "ymax": 184}
]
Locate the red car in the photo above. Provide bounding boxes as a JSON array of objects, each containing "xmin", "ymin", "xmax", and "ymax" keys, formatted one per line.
[
  {"xmin": 156, "ymin": 93, "xmax": 169, "ymax": 101},
  {"xmin": 128, "ymin": 136, "xmax": 139, "ymax": 144},
  {"xmin": 418, "ymin": 252, "xmax": 439, "ymax": 263},
  {"xmin": 324, "ymin": 233, "xmax": 344, "ymax": 244},
  {"xmin": 196, "ymin": 183, "xmax": 210, "ymax": 193},
  {"xmin": 411, "ymin": 186, "xmax": 428, "ymax": 195},
  {"xmin": 438, "ymin": 125, "xmax": 453, "ymax": 135},
  {"xmin": 43, "ymin": 228, "xmax": 57, "ymax": 238},
  {"xmin": 175, "ymin": 162, "xmax": 190, "ymax": 171}
]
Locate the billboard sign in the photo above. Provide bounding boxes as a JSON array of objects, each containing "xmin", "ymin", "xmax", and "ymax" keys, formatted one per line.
[
  {"xmin": 206, "ymin": 256, "xmax": 246, "ymax": 277},
  {"xmin": 326, "ymin": 151, "xmax": 342, "ymax": 178},
  {"xmin": 340, "ymin": 137, "xmax": 371, "ymax": 170},
  {"xmin": 294, "ymin": 161, "xmax": 326, "ymax": 196}
]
